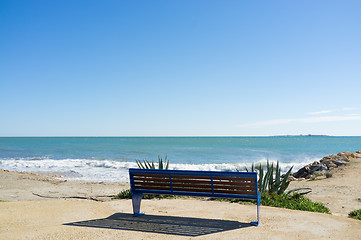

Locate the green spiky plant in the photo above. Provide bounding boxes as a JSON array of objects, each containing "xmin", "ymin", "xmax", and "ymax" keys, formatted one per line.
[
  {"xmin": 349, "ymin": 209, "xmax": 361, "ymax": 220},
  {"xmin": 136, "ymin": 155, "xmax": 169, "ymax": 170},
  {"xmin": 248, "ymin": 161, "xmax": 294, "ymax": 194}
]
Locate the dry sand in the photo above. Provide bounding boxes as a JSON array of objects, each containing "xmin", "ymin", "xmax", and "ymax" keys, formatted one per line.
[
  {"xmin": 0, "ymin": 158, "xmax": 360, "ymax": 239},
  {"xmin": 290, "ymin": 156, "xmax": 361, "ymax": 217}
]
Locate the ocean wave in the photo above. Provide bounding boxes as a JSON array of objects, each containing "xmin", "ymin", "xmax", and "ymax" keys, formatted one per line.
[{"xmin": 0, "ymin": 158, "xmax": 318, "ymax": 182}]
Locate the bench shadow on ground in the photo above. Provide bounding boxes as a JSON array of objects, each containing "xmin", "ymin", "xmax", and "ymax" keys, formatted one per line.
[{"xmin": 64, "ymin": 213, "xmax": 252, "ymax": 237}]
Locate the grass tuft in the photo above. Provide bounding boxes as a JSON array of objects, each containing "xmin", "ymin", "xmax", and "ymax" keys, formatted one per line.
[
  {"xmin": 325, "ymin": 171, "xmax": 333, "ymax": 178},
  {"xmin": 261, "ymin": 192, "xmax": 331, "ymax": 214},
  {"xmin": 113, "ymin": 189, "xmax": 178, "ymax": 200},
  {"xmin": 113, "ymin": 189, "xmax": 132, "ymax": 199},
  {"xmin": 349, "ymin": 209, "xmax": 361, "ymax": 220}
]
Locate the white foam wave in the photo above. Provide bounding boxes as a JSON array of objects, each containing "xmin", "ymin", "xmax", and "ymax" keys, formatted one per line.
[{"xmin": 0, "ymin": 158, "xmax": 318, "ymax": 182}]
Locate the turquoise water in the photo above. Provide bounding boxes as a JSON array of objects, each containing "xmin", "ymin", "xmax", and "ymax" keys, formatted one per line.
[{"xmin": 0, "ymin": 136, "xmax": 360, "ymax": 181}]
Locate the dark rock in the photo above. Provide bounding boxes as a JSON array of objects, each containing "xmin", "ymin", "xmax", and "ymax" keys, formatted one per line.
[
  {"xmin": 334, "ymin": 160, "xmax": 348, "ymax": 166},
  {"xmin": 338, "ymin": 155, "xmax": 349, "ymax": 161},
  {"xmin": 309, "ymin": 164, "xmax": 327, "ymax": 174},
  {"xmin": 293, "ymin": 167, "xmax": 308, "ymax": 178},
  {"xmin": 326, "ymin": 162, "xmax": 337, "ymax": 169}
]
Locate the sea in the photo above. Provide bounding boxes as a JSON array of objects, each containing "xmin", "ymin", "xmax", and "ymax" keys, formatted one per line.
[{"xmin": 0, "ymin": 136, "xmax": 360, "ymax": 182}]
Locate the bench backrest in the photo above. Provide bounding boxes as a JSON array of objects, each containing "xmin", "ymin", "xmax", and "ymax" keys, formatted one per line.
[{"xmin": 129, "ymin": 168, "xmax": 259, "ymax": 200}]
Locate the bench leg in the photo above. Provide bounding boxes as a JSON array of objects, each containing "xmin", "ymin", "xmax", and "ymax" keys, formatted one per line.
[
  {"xmin": 251, "ymin": 194, "xmax": 260, "ymax": 226},
  {"xmin": 132, "ymin": 193, "xmax": 144, "ymax": 216}
]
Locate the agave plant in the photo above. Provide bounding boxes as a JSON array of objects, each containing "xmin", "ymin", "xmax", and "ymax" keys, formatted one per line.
[
  {"xmin": 247, "ymin": 161, "xmax": 294, "ymax": 194},
  {"xmin": 136, "ymin": 155, "xmax": 169, "ymax": 170},
  {"xmin": 285, "ymin": 187, "xmax": 312, "ymax": 196}
]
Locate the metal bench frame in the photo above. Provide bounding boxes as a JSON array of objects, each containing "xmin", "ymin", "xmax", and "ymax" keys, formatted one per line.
[{"xmin": 129, "ymin": 168, "xmax": 261, "ymax": 226}]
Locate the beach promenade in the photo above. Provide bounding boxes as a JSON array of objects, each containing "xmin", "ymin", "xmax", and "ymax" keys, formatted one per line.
[{"xmin": 0, "ymin": 157, "xmax": 360, "ymax": 239}]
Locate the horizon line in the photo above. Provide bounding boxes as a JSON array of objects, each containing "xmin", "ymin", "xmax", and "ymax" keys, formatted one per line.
[{"xmin": 2, "ymin": 135, "xmax": 361, "ymax": 138}]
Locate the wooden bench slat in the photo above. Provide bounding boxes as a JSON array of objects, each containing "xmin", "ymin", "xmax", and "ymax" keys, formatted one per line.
[
  {"xmin": 171, "ymin": 179, "xmax": 211, "ymax": 184},
  {"xmin": 171, "ymin": 179, "xmax": 254, "ymax": 187},
  {"xmin": 135, "ymin": 182, "xmax": 171, "ymax": 187},
  {"xmin": 134, "ymin": 176, "xmax": 169, "ymax": 179},
  {"xmin": 135, "ymin": 186, "xmax": 171, "ymax": 191},
  {"xmin": 134, "ymin": 181, "xmax": 171, "ymax": 185},
  {"xmin": 173, "ymin": 184, "xmax": 254, "ymax": 192},
  {"xmin": 214, "ymin": 189, "xmax": 256, "ymax": 195},
  {"xmin": 213, "ymin": 181, "xmax": 254, "ymax": 186},
  {"xmin": 172, "ymin": 188, "xmax": 212, "ymax": 193},
  {"xmin": 213, "ymin": 183, "xmax": 255, "ymax": 189},
  {"xmin": 133, "ymin": 179, "xmax": 170, "ymax": 183},
  {"xmin": 134, "ymin": 186, "xmax": 255, "ymax": 195},
  {"xmin": 171, "ymin": 175, "xmax": 211, "ymax": 180},
  {"xmin": 133, "ymin": 173, "xmax": 170, "ymax": 178},
  {"xmin": 134, "ymin": 177, "xmax": 170, "ymax": 181},
  {"xmin": 172, "ymin": 188, "xmax": 253, "ymax": 195},
  {"xmin": 133, "ymin": 176, "xmax": 170, "ymax": 181},
  {"xmin": 134, "ymin": 178, "xmax": 170, "ymax": 182},
  {"xmin": 172, "ymin": 183, "xmax": 211, "ymax": 189},
  {"xmin": 213, "ymin": 185, "xmax": 255, "ymax": 191},
  {"xmin": 213, "ymin": 176, "xmax": 255, "ymax": 182}
]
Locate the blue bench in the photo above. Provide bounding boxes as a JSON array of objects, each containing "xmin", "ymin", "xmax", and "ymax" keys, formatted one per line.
[{"xmin": 129, "ymin": 168, "xmax": 261, "ymax": 226}]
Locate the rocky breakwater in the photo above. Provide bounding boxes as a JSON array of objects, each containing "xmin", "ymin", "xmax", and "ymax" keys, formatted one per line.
[{"xmin": 292, "ymin": 151, "xmax": 361, "ymax": 179}]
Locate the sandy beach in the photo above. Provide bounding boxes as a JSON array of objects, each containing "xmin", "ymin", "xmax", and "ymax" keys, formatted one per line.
[{"xmin": 1, "ymin": 157, "xmax": 361, "ymax": 240}]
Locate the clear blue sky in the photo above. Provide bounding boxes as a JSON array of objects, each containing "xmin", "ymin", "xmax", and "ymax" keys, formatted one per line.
[{"xmin": 1, "ymin": 0, "xmax": 361, "ymax": 136}]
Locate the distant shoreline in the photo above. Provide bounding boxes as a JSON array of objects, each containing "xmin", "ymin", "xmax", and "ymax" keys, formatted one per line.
[{"xmin": 5, "ymin": 135, "xmax": 361, "ymax": 138}]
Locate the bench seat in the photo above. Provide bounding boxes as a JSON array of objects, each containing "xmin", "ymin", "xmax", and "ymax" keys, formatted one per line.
[{"xmin": 129, "ymin": 168, "xmax": 261, "ymax": 226}]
